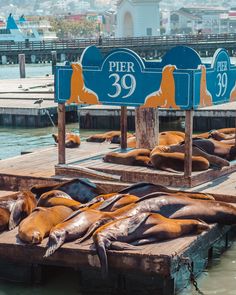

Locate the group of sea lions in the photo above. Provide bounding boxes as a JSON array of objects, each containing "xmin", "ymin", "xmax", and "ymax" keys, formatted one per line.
[{"xmin": 4, "ymin": 179, "xmax": 236, "ymax": 277}]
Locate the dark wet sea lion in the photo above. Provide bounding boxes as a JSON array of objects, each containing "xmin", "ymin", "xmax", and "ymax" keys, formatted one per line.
[
  {"xmin": 30, "ymin": 178, "xmax": 105, "ymax": 202},
  {"xmin": 37, "ymin": 190, "xmax": 81, "ymax": 210},
  {"xmin": 103, "ymin": 149, "xmax": 150, "ymax": 166},
  {"xmin": 118, "ymin": 182, "xmax": 215, "ymax": 200},
  {"xmin": 93, "ymin": 212, "xmax": 210, "ymax": 276},
  {"xmin": 18, "ymin": 206, "xmax": 73, "ymax": 244},
  {"xmin": 0, "ymin": 191, "xmax": 37, "ymax": 230}
]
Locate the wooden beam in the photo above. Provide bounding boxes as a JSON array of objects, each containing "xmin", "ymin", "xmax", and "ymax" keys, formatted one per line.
[
  {"xmin": 120, "ymin": 106, "xmax": 127, "ymax": 149},
  {"xmin": 51, "ymin": 51, "xmax": 57, "ymax": 75},
  {"xmin": 58, "ymin": 103, "xmax": 66, "ymax": 164},
  {"xmin": 18, "ymin": 54, "xmax": 26, "ymax": 78},
  {"xmin": 135, "ymin": 107, "xmax": 159, "ymax": 149},
  {"xmin": 184, "ymin": 110, "xmax": 193, "ymax": 177}
]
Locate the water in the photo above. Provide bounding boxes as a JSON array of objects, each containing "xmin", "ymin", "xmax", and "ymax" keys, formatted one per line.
[{"xmin": 1, "ymin": 63, "xmax": 236, "ymax": 294}]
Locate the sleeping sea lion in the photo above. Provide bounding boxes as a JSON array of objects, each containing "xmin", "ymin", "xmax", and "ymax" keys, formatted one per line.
[
  {"xmin": 86, "ymin": 131, "xmax": 133, "ymax": 143},
  {"xmin": 44, "ymin": 194, "xmax": 139, "ymax": 257},
  {"xmin": 18, "ymin": 205, "xmax": 73, "ymax": 244},
  {"xmin": 37, "ymin": 190, "xmax": 81, "ymax": 210},
  {"xmin": 93, "ymin": 212, "xmax": 210, "ymax": 276},
  {"xmin": 0, "ymin": 208, "xmax": 11, "ymax": 231},
  {"xmin": 30, "ymin": 178, "xmax": 105, "ymax": 202},
  {"xmin": 118, "ymin": 182, "xmax": 215, "ymax": 200},
  {"xmin": 103, "ymin": 149, "xmax": 150, "ymax": 166},
  {"xmin": 0, "ymin": 191, "xmax": 37, "ymax": 230},
  {"xmin": 52, "ymin": 133, "xmax": 81, "ymax": 148}
]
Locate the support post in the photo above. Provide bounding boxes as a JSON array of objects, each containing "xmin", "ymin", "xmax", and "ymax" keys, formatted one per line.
[
  {"xmin": 120, "ymin": 106, "xmax": 127, "ymax": 149},
  {"xmin": 58, "ymin": 103, "xmax": 66, "ymax": 164},
  {"xmin": 184, "ymin": 110, "xmax": 193, "ymax": 177},
  {"xmin": 135, "ymin": 107, "xmax": 159, "ymax": 149},
  {"xmin": 19, "ymin": 54, "xmax": 26, "ymax": 78},
  {"xmin": 51, "ymin": 51, "xmax": 57, "ymax": 75}
]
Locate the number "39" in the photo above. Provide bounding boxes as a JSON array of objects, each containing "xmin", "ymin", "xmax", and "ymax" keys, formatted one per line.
[
  {"xmin": 108, "ymin": 73, "xmax": 136, "ymax": 98},
  {"xmin": 216, "ymin": 72, "xmax": 228, "ymax": 97}
]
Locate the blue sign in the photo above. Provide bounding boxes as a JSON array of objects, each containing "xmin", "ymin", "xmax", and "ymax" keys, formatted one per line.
[{"xmin": 55, "ymin": 46, "xmax": 236, "ymax": 110}]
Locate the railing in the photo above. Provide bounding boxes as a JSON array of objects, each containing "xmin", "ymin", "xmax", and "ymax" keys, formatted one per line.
[{"xmin": 0, "ymin": 33, "xmax": 235, "ymax": 52}]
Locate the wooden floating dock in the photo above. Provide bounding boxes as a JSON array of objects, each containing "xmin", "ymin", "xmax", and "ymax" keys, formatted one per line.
[
  {"xmin": 1, "ymin": 145, "xmax": 236, "ymax": 293},
  {"xmin": 0, "ymin": 77, "xmax": 78, "ymax": 127}
]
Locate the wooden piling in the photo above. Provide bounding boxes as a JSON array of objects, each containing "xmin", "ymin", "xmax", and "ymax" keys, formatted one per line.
[
  {"xmin": 184, "ymin": 110, "xmax": 193, "ymax": 177},
  {"xmin": 51, "ymin": 51, "xmax": 57, "ymax": 75},
  {"xmin": 135, "ymin": 107, "xmax": 159, "ymax": 149},
  {"xmin": 58, "ymin": 103, "xmax": 66, "ymax": 164},
  {"xmin": 18, "ymin": 54, "xmax": 26, "ymax": 78}
]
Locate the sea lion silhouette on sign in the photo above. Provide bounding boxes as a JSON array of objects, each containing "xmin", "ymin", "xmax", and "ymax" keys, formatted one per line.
[
  {"xmin": 142, "ymin": 65, "xmax": 179, "ymax": 109},
  {"xmin": 230, "ymin": 82, "xmax": 236, "ymax": 102},
  {"xmin": 66, "ymin": 63, "xmax": 100, "ymax": 105},
  {"xmin": 198, "ymin": 65, "xmax": 212, "ymax": 107}
]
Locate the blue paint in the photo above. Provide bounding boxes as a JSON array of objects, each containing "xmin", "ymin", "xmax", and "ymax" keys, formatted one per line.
[{"xmin": 55, "ymin": 46, "xmax": 236, "ymax": 110}]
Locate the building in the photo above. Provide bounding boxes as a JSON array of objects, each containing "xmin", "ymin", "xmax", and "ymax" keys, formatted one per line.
[{"xmin": 116, "ymin": 0, "xmax": 161, "ymax": 37}]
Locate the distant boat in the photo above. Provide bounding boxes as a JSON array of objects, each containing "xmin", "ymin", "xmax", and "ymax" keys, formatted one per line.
[{"xmin": 0, "ymin": 13, "xmax": 57, "ymax": 43}]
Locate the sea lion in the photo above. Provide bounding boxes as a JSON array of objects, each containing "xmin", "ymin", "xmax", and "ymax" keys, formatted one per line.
[
  {"xmin": 66, "ymin": 63, "xmax": 100, "ymax": 105},
  {"xmin": 0, "ymin": 208, "xmax": 10, "ymax": 232},
  {"xmin": 118, "ymin": 182, "xmax": 215, "ymax": 200},
  {"xmin": 93, "ymin": 212, "xmax": 210, "ymax": 276},
  {"xmin": 37, "ymin": 190, "xmax": 81, "ymax": 210},
  {"xmin": 142, "ymin": 65, "xmax": 179, "ymax": 109},
  {"xmin": 52, "ymin": 133, "xmax": 81, "ymax": 148},
  {"xmin": 30, "ymin": 178, "xmax": 105, "ymax": 202},
  {"xmin": 198, "ymin": 64, "xmax": 212, "ymax": 107},
  {"xmin": 151, "ymin": 140, "xmax": 231, "ymax": 171},
  {"xmin": 86, "ymin": 131, "xmax": 133, "ymax": 143},
  {"xmin": 44, "ymin": 194, "xmax": 140, "ymax": 257},
  {"xmin": 18, "ymin": 206, "xmax": 73, "ymax": 244},
  {"xmin": 0, "ymin": 191, "xmax": 37, "ymax": 230},
  {"xmin": 103, "ymin": 149, "xmax": 151, "ymax": 166},
  {"xmin": 230, "ymin": 82, "xmax": 236, "ymax": 102}
]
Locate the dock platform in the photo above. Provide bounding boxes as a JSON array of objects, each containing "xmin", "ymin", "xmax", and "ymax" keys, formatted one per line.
[{"xmin": 1, "ymin": 145, "xmax": 236, "ymax": 293}]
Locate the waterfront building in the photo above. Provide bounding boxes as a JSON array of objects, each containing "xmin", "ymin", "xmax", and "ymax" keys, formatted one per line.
[{"xmin": 116, "ymin": 0, "xmax": 161, "ymax": 37}]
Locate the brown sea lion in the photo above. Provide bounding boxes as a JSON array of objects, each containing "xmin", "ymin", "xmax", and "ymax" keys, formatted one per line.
[
  {"xmin": 44, "ymin": 194, "xmax": 139, "ymax": 257},
  {"xmin": 197, "ymin": 128, "xmax": 236, "ymax": 140},
  {"xmin": 0, "ymin": 208, "xmax": 11, "ymax": 232},
  {"xmin": 37, "ymin": 190, "xmax": 81, "ymax": 210},
  {"xmin": 0, "ymin": 191, "xmax": 37, "ymax": 230},
  {"xmin": 93, "ymin": 212, "xmax": 210, "ymax": 276},
  {"xmin": 103, "ymin": 149, "xmax": 150, "ymax": 166},
  {"xmin": 86, "ymin": 131, "xmax": 133, "ymax": 143},
  {"xmin": 52, "ymin": 133, "xmax": 81, "ymax": 148},
  {"xmin": 18, "ymin": 205, "xmax": 73, "ymax": 244},
  {"xmin": 66, "ymin": 63, "xmax": 100, "ymax": 105},
  {"xmin": 142, "ymin": 65, "xmax": 179, "ymax": 109},
  {"xmin": 118, "ymin": 182, "xmax": 215, "ymax": 200},
  {"xmin": 230, "ymin": 82, "xmax": 236, "ymax": 102},
  {"xmin": 30, "ymin": 178, "xmax": 105, "ymax": 202}
]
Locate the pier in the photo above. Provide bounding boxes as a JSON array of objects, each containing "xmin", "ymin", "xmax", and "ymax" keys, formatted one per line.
[{"xmin": 0, "ymin": 33, "xmax": 236, "ymax": 64}]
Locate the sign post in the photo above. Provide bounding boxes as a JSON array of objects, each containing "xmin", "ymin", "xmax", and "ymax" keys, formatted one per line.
[
  {"xmin": 120, "ymin": 106, "xmax": 127, "ymax": 149},
  {"xmin": 58, "ymin": 103, "xmax": 66, "ymax": 164}
]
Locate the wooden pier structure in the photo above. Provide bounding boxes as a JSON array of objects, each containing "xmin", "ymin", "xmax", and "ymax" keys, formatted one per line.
[
  {"xmin": 0, "ymin": 33, "xmax": 236, "ymax": 64},
  {"xmin": 0, "ymin": 145, "xmax": 236, "ymax": 294}
]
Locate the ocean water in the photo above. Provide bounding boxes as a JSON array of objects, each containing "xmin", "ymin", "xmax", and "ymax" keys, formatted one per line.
[{"xmin": 0, "ymin": 63, "xmax": 236, "ymax": 294}]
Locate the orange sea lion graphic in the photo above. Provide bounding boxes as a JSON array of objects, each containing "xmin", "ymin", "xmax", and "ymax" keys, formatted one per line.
[
  {"xmin": 198, "ymin": 65, "xmax": 212, "ymax": 107},
  {"xmin": 66, "ymin": 63, "xmax": 100, "ymax": 105},
  {"xmin": 142, "ymin": 65, "xmax": 179, "ymax": 109},
  {"xmin": 230, "ymin": 82, "xmax": 236, "ymax": 102}
]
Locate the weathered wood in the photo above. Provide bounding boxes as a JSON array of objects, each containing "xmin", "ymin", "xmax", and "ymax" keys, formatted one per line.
[
  {"xmin": 58, "ymin": 103, "xmax": 66, "ymax": 164},
  {"xmin": 51, "ymin": 51, "xmax": 57, "ymax": 75},
  {"xmin": 184, "ymin": 110, "xmax": 193, "ymax": 178},
  {"xmin": 18, "ymin": 54, "xmax": 26, "ymax": 79},
  {"xmin": 120, "ymin": 106, "xmax": 127, "ymax": 149},
  {"xmin": 135, "ymin": 107, "xmax": 159, "ymax": 149}
]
